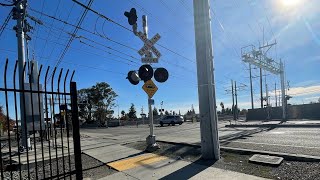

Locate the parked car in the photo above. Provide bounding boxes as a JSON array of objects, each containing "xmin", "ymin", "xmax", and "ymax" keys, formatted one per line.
[{"xmin": 159, "ymin": 115, "xmax": 183, "ymax": 127}]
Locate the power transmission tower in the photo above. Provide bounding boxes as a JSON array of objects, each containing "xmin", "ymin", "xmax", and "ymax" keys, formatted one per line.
[{"xmin": 241, "ymin": 41, "xmax": 287, "ymax": 120}]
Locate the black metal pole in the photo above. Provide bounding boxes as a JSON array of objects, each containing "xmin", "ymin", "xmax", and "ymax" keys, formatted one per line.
[
  {"xmin": 260, "ymin": 68, "xmax": 263, "ymax": 108},
  {"xmin": 70, "ymin": 82, "xmax": 82, "ymax": 180}
]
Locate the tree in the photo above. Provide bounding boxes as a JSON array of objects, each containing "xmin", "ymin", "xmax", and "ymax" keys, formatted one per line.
[
  {"xmin": 225, "ymin": 107, "xmax": 231, "ymax": 115},
  {"xmin": 220, "ymin": 102, "xmax": 225, "ymax": 114},
  {"xmin": 239, "ymin": 109, "xmax": 248, "ymax": 115},
  {"xmin": 78, "ymin": 82, "xmax": 117, "ymax": 125},
  {"xmin": 165, "ymin": 110, "xmax": 169, "ymax": 115},
  {"xmin": 128, "ymin": 103, "xmax": 137, "ymax": 119},
  {"xmin": 120, "ymin": 110, "xmax": 128, "ymax": 120},
  {"xmin": 153, "ymin": 107, "xmax": 159, "ymax": 116},
  {"xmin": 121, "ymin": 110, "xmax": 126, "ymax": 117},
  {"xmin": 318, "ymin": 97, "xmax": 320, "ymax": 103},
  {"xmin": 0, "ymin": 105, "xmax": 14, "ymax": 133}
]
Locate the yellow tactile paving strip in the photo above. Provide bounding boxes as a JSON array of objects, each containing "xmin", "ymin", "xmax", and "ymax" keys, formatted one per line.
[{"xmin": 107, "ymin": 153, "xmax": 168, "ymax": 171}]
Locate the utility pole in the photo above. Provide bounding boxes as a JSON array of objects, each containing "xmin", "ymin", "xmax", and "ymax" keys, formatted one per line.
[
  {"xmin": 249, "ymin": 64, "xmax": 254, "ymax": 109},
  {"xmin": 235, "ymin": 81, "xmax": 238, "ymax": 120},
  {"xmin": 279, "ymin": 93, "xmax": 281, "ymax": 106},
  {"xmin": 141, "ymin": 106, "xmax": 144, "ymax": 124},
  {"xmin": 160, "ymin": 101, "xmax": 163, "ymax": 116},
  {"xmin": 260, "ymin": 68, "xmax": 263, "ymax": 108},
  {"xmin": 280, "ymin": 60, "xmax": 286, "ymax": 120},
  {"xmin": 275, "ymin": 83, "xmax": 277, "ymax": 107},
  {"xmin": 13, "ymin": 0, "xmax": 29, "ymax": 150},
  {"xmin": 193, "ymin": 0, "xmax": 220, "ymax": 160},
  {"xmin": 266, "ymin": 83, "xmax": 271, "ymax": 120},
  {"xmin": 117, "ymin": 101, "xmax": 120, "ymax": 126},
  {"xmin": 231, "ymin": 80, "xmax": 235, "ymax": 120},
  {"xmin": 265, "ymin": 71, "xmax": 268, "ymax": 106}
]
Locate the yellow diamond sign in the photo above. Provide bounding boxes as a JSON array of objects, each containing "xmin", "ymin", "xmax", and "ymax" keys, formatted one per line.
[{"xmin": 142, "ymin": 80, "xmax": 158, "ymax": 98}]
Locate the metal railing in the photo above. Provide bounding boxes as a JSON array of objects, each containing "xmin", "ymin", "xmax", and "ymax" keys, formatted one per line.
[{"xmin": 0, "ymin": 59, "xmax": 82, "ymax": 179}]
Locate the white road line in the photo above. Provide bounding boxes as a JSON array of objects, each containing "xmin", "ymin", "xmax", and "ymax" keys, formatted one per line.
[{"xmin": 221, "ymin": 140, "xmax": 320, "ymax": 149}]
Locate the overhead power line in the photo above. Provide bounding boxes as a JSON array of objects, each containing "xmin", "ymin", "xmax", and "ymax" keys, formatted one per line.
[
  {"xmin": 30, "ymin": 5, "xmax": 195, "ymax": 63},
  {"xmin": 29, "ymin": 8, "xmax": 138, "ymax": 52},
  {"xmin": 0, "ymin": 1, "xmax": 15, "ymax": 6},
  {"xmin": 71, "ymin": 0, "xmax": 196, "ymax": 63},
  {"xmin": 71, "ymin": 0, "xmax": 132, "ymax": 32},
  {"xmin": 0, "ymin": 9, "xmax": 12, "ymax": 38},
  {"xmin": 53, "ymin": 0, "xmax": 94, "ymax": 69}
]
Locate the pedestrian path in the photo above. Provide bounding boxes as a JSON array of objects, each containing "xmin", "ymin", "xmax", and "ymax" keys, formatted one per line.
[{"xmin": 100, "ymin": 155, "xmax": 269, "ymax": 180}]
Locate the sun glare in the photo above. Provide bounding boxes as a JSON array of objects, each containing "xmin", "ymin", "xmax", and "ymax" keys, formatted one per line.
[{"xmin": 281, "ymin": 0, "xmax": 301, "ymax": 7}]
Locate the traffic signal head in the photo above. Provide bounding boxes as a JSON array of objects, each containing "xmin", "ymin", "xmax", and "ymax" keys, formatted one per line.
[
  {"xmin": 154, "ymin": 68, "xmax": 169, "ymax": 83},
  {"xmin": 127, "ymin": 71, "xmax": 140, "ymax": 85},
  {"xmin": 124, "ymin": 8, "xmax": 138, "ymax": 25},
  {"xmin": 139, "ymin": 64, "xmax": 153, "ymax": 82}
]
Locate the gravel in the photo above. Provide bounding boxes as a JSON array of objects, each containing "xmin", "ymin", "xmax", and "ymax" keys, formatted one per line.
[
  {"xmin": 1, "ymin": 153, "xmax": 116, "ymax": 180},
  {"xmin": 125, "ymin": 141, "xmax": 320, "ymax": 180}
]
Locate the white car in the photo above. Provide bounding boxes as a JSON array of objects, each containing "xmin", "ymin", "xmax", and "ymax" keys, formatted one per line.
[{"xmin": 159, "ymin": 115, "xmax": 183, "ymax": 127}]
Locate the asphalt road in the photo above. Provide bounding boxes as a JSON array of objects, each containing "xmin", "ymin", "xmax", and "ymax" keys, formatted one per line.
[{"xmin": 80, "ymin": 121, "xmax": 320, "ymax": 157}]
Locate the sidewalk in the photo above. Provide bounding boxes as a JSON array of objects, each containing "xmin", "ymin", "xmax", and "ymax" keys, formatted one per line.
[
  {"xmin": 98, "ymin": 154, "xmax": 268, "ymax": 180},
  {"xmin": 80, "ymin": 136, "xmax": 269, "ymax": 180},
  {"xmin": 226, "ymin": 119, "xmax": 320, "ymax": 128},
  {"xmin": 97, "ymin": 155, "xmax": 264, "ymax": 180}
]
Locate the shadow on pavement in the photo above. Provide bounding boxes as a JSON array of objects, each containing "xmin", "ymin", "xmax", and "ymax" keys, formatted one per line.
[{"xmin": 159, "ymin": 159, "xmax": 216, "ymax": 180}]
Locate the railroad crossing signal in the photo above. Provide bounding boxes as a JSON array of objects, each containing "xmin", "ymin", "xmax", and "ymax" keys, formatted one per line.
[
  {"xmin": 124, "ymin": 8, "xmax": 138, "ymax": 25},
  {"xmin": 138, "ymin": 64, "xmax": 153, "ymax": 82},
  {"xmin": 142, "ymin": 80, "xmax": 158, "ymax": 98},
  {"xmin": 154, "ymin": 68, "xmax": 168, "ymax": 83},
  {"xmin": 137, "ymin": 31, "xmax": 161, "ymax": 59}
]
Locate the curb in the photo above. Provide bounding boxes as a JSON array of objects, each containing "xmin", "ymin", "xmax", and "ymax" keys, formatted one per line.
[
  {"xmin": 221, "ymin": 147, "xmax": 320, "ymax": 162},
  {"xmin": 156, "ymin": 140, "xmax": 320, "ymax": 162},
  {"xmin": 225, "ymin": 124, "xmax": 320, "ymax": 128}
]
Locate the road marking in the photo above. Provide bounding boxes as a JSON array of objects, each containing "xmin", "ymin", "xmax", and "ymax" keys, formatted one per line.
[
  {"xmin": 222, "ymin": 140, "xmax": 320, "ymax": 149},
  {"xmin": 107, "ymin": 153, "xmax": 167, "ymax": 171}
]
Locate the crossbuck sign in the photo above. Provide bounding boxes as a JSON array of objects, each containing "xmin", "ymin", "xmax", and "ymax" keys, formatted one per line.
[{"xmin": 137, "ymin": 31, "xmax": 161, "ymax": 63}]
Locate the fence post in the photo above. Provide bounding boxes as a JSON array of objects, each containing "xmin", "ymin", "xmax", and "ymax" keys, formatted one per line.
[{"xmin": 70, "ymin": 82, "xmax": 83, "ymax": 179}]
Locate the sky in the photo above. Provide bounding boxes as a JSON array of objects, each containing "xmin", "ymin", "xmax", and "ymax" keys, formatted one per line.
[{"xmin": 0, "ymin": 0, "xmax": 319, "ymax": 117}]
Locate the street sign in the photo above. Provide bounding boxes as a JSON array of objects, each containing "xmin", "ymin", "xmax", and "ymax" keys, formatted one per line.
[
  {"xmin": 142, "ymin": 80, "xmax": 158, "ymax": 98},
  {"xmin": 137, "ymin": 32, "xmax": 161, "ymax": 58},
  {"xmin": 141, "ymin": 57, "xmax": 159, "ymax": 63},
  {"xmin": 148, "ymin": 99, "xmax": 155, "ymax": 105}
]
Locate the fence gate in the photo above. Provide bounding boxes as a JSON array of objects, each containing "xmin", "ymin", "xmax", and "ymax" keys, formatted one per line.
[{"xmin": 0, "ymin": 59, "xmax": 82, "ymax": 179}]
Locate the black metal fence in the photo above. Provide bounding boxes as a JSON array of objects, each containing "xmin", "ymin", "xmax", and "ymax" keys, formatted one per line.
[{"xmin": 0, "ymin": 59, "xmax": 82, "ymax": 179}]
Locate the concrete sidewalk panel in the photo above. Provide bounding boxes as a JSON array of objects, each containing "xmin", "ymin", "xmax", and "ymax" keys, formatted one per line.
[
  {"xmin": 83, "ymin": 144, "xmax": 142, "ymax": 163},
  {"xmin": 98, "ymin": 172, "xmax": 138, "ymax": 180},
  {"xmin": 122, "ymin": 158, "xmax": 268, "ymax": 180}
]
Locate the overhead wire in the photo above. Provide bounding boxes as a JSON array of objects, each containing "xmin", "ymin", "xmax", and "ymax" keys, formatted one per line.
[
  {"xmin": 29, "ymin": 8, "xmax": 195, "ymax": 72},
  {"xmin": 31, "ymin": 0, "xmax": 46, "ymax": 52},
  {"xmin": 37, "ymin": 0, "xmax": 62, "ymax": 61},
  {"xmin": 45, "ymin": 2, "xmax": 76, "ymax": 66},
  {"xmin": 29, "ymin": 8, "xmax": 138, "ymax": 51},
  {"xmin": 0, "ymin": 9, "xmax": 12, "ymax": 38},
  {"xmin": 53, "ymin": 0, "xmax": 94, "ymax": 69},
  {"xmin": 0, "ymin": 1, "xmax": 14, "ymax": 6},
  {"xmin": 71, "ymin": 0, "xmax": 196, "ymax": 63}
]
